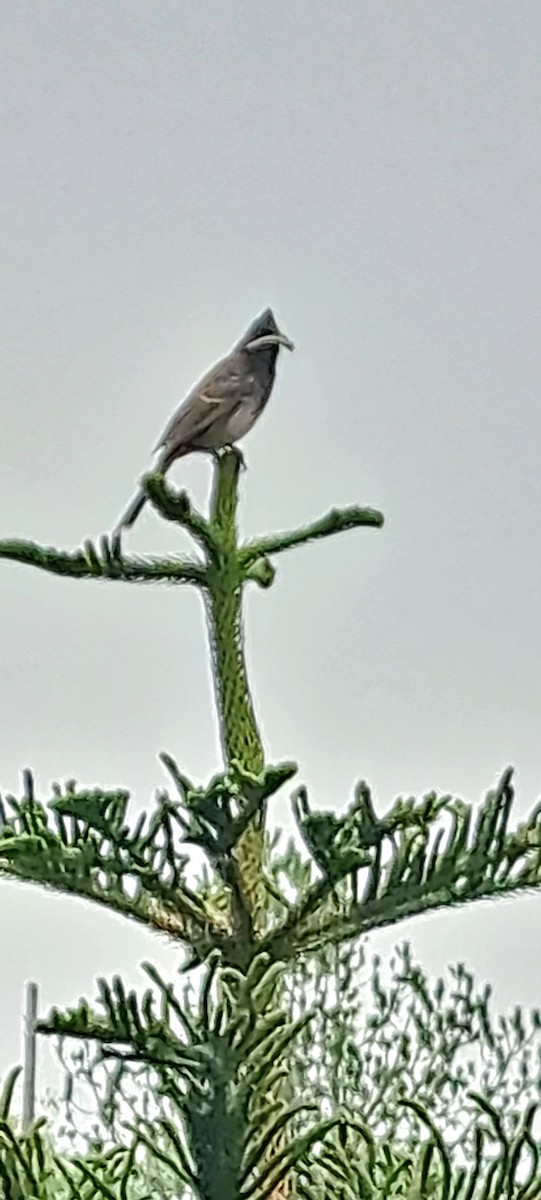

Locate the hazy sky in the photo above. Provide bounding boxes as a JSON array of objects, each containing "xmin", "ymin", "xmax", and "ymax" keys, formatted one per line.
[{"xmin": 1, "ymin": 0, "xmax": 541, "ymax": 1100}]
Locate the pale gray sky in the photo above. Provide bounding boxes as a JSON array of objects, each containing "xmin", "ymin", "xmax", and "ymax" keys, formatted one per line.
[{"xmin": 1, "ymin": 0, "xmax": 541, "ymax": 1098}]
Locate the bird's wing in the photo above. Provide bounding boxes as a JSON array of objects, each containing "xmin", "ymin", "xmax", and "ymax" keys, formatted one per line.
[{"xmin": 154, "ymin": 354, "xmax": 246, "ymax": 453}]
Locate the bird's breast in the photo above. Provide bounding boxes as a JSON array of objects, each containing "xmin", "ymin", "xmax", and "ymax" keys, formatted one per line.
[{"xmin": 223, "ymin": 398, "xmax": 264, "ymax": 442}]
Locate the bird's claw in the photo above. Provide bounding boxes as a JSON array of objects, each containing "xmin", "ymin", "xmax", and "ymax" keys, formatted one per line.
[
  {"xmin": 230, "ymin": 445, "xmax": 247, "ymax": 471},
  {"xmin": 213, "ymin": 445, "xmax": 247, "ymax": 471}
]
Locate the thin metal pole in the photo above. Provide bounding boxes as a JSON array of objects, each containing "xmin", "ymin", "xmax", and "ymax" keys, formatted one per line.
[{"xmin": 22, "ymin": 981, "xmax": 38, "ymax": 1130}]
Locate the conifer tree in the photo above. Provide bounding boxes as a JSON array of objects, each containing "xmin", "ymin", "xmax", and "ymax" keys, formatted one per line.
[{"xmin": 2, "ymin": 446, "xmax": 541, "ymax": 1198}]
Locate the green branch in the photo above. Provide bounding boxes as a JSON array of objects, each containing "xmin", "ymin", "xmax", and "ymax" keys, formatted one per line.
[
  {"xmin": 239, "ymin": 505, "xmax": 384, "ymax": 567},
  {"xmin": 263, "ymin": 770, "xmax": 541, "ymax": 962},
  {"xmin": 0, "ymin": 771, "xmax": 228, "ymax": 957},
  {"xmin": 0, "ymin": 849, "xmax": 210, "ymax": 945},
  {"xmin": 0, "ymin": 484, "xmax": 383, "ymax": 595},
  {"xmin": 0, "ymin": 535, "xmax": 205, "ymax": 586},
  {"xmin": 142, "ymin": 473, "xmax": 219, "ymax": 559}
]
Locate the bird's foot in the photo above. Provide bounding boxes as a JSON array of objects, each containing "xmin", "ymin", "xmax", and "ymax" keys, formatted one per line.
[
  {"xmin": 213, "ymin": 445, "xmax": 246, "ymax": 472},
  {"xmin": 228, "ymin": 444, "xmax": 246, "ymax": 471}
]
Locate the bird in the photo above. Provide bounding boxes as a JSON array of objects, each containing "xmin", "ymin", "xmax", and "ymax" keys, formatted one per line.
[{"xmin": 114, "ymin": 307, "xmax": 294, "ymax": 533}]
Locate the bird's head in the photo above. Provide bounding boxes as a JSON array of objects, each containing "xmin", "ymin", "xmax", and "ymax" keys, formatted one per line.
[{"xmin": 242, "ymin": 308, "xmax": 294, "ymax": 354}]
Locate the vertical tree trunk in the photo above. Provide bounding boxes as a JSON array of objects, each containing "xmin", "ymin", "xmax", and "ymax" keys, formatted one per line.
[{"xmin": 203, "ymin": 450, "xmax": 291, "ymax": 1199}]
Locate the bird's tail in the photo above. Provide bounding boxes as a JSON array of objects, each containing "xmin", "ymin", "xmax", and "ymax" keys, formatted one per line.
[
  {"xmin": 114, "ymin": 487, "xmax": 147, "ymax": 534},
  {"xmin": 113, "ymin": 445, "xmax": 183, "ymax": 536}
]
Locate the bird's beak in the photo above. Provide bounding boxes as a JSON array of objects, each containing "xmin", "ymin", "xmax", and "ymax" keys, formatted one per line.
[{"xmin": 245, "ymin": 332, "xmax": 295, "ymax": 352}]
